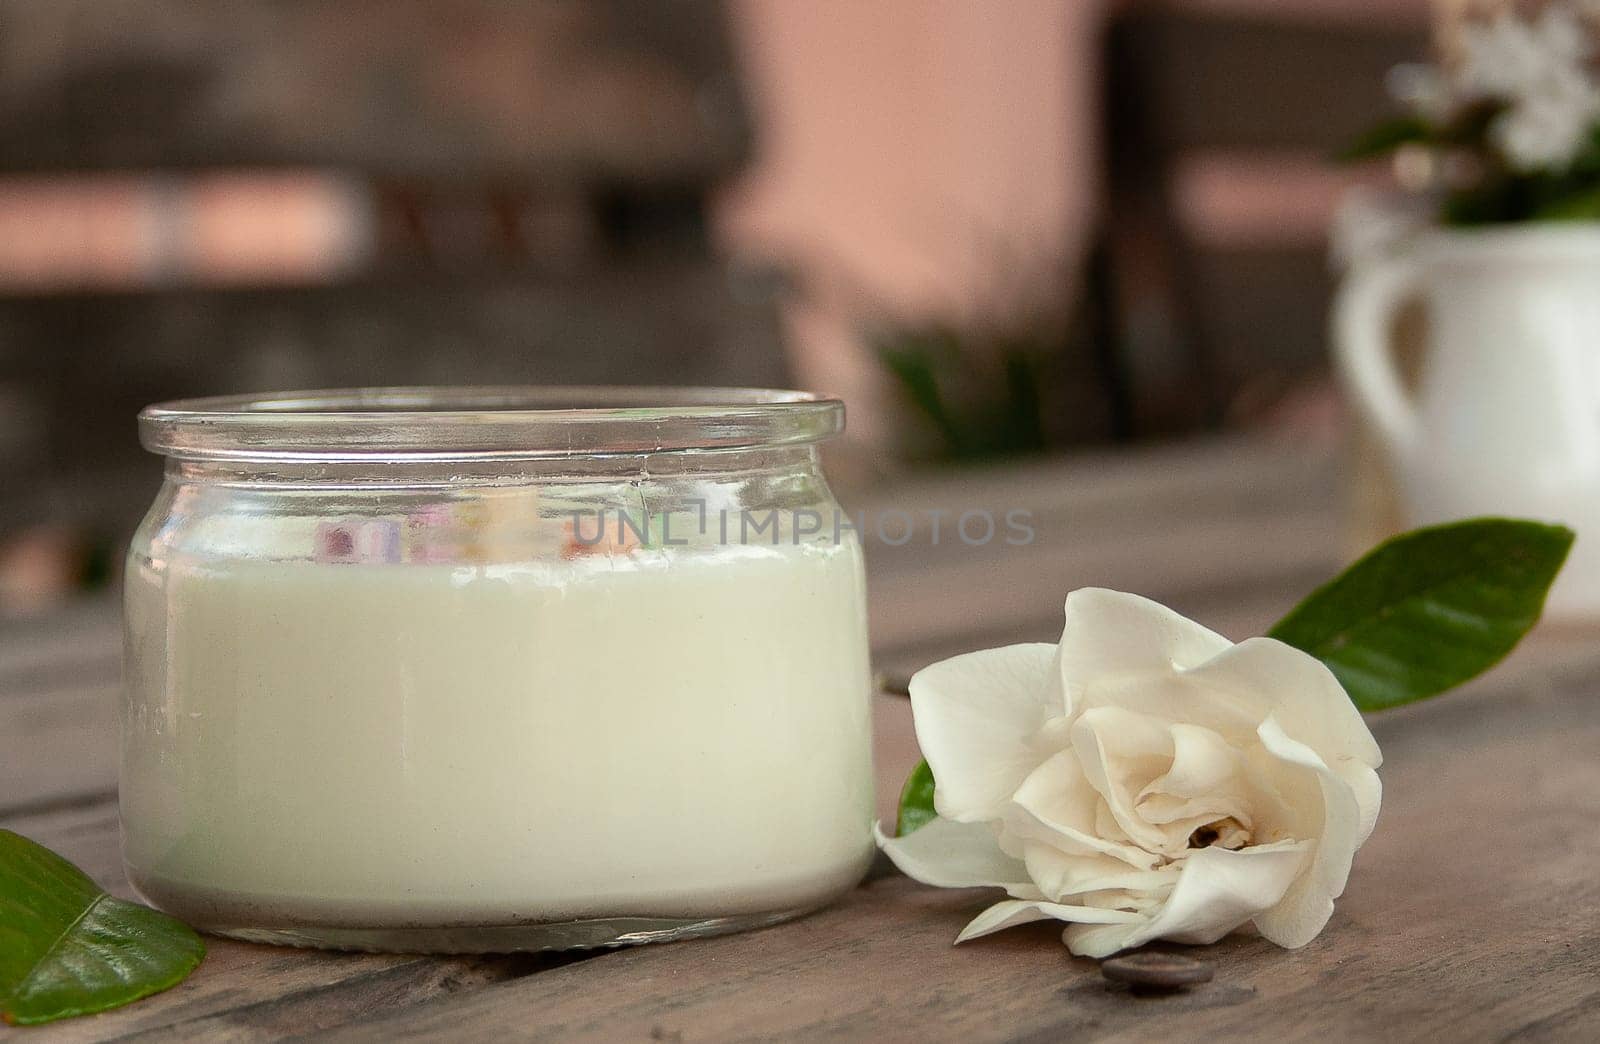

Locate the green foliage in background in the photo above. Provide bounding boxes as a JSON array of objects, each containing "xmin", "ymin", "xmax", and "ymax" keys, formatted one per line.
[
  {"xmin": 874, "ymin": 322, "xmax": 1053, "ymax": 462},
  {"xmin": 1345, "ymin": 98, "xmax": 1600, "ymax": 225}
]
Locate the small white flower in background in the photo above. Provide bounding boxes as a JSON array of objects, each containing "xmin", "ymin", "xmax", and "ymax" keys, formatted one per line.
[
  {"xmin": 878, "ymin": 589, "xmax": 1382, "ymax": 959},
  {"xmin": 1386, "ymin": 62, "xmax": 1452, "ymax": 122},
  {"xmin": 1455, "ymin": 5, "xmax": 1600, "ymax": 171}
]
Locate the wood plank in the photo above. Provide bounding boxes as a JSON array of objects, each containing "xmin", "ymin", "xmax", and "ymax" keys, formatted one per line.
[
  {"xmin": 9, "ymin": 637, "xmax": 1598, "ymax": 1041},
  {"xmin": 0, "ymin": 681, "xmax": 118, "ymax": 815},
  {"xmin": 871, "ymin": 567, "xmax": 1335, "ymax": 681},
  {"xmin": 301, "ymin": 643, "xmax": 1600, "ymax": 1042},
  {"xmin": 0, "ymin": 598, "xmax": 120, "ymax": 688},
  {"xmin": 852, "ymin": 440, "xmax": 1342, "ymax": 659},
  {"xmin": 850, "ymin": 438, "xmax": 1336, "ymax": 574},
  {"xmin": 14, "ymin": 259, "xmax": 788, "ymax": 537},
  {"xmin": 865, "ymin": 509, "xmax": 1339, "ymax": 664},
  {"xmin": 0, "ymin": 0, "xmax": 750, "ymax": 179},
  {"xmin": 12, "ymin": 439, "xmax": 1593, "ymax": 1040},
  {"xmin": 0, "ymin": 802, "xmax": 574, "ymax": 1043}
]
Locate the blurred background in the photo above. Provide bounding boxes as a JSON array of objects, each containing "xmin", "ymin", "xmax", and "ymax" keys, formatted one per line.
[{"xmin": 0, "ymin": 0, "xmax": 1447, "ymax": 613}]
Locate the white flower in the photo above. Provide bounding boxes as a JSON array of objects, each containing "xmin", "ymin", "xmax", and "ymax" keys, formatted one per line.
[
  {"xmin": 878, "ymin": 589, "xmax": 1382, "ymax": 959},
  {"xmin": 1386, "ymin": 62, "xmax": 1452, "ymax": 122},
  {"xmin": 1492, "ymin": 74, "xmax": 1600, "ymax": 171},
  {"xmin": 1458, "ymin": 7, "xmax": 1590, "ymax": 98},
  {"xmin": 1456, "ymin": 6, "xmax": 1600, "ymax": 171}
]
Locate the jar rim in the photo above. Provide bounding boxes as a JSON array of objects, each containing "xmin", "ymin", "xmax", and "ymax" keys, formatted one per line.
[{"xmin": 139, "ymin": 386, "xmax": 845, "ymax": 461}]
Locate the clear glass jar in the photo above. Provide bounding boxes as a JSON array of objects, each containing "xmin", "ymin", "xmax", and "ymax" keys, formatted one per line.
[{"xmin": 122, "ymin": 387, "xmax": 874, "ymax": 952}]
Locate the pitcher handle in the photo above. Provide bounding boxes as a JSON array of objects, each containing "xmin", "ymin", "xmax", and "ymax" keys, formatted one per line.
[{"xmin": 1332, "ymin": 254, "xmax": 1424, "ymax": 459}]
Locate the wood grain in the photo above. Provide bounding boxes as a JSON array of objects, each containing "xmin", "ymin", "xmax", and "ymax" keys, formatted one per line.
[
  {"xmin": 0, "ymin": 803, "xmax": 572, "ymax": 1043},
  {"xmin": 0, "ymin": 599, "xmax": 120, "ymax": 687},
  {"xmin": 0, "ymin": 681, "xmax": 118, "ymax": 816},
  {"xmin": 854, "ymin": 439, "xmax": 1343, "ymax": 667},
  {"xmin": 0, "ymin": 598, "xmax": 121, "ymax": 817},
  {"xmin": 319, "ymin": 654, "xmax": 1600, "ymax": 1042},
  {"xmin": 0, "ymin": 0, "xmax": 750, "ymax": 178},
  {"xmin": 3, "ymin": 439, "xmax": 1598, "ymax": 1041}
]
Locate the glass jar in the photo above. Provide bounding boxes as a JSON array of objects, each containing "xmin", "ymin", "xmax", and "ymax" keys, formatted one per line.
[{"xmin": 122, "ymin": 387, "xmax": 874, "ymax": 952}]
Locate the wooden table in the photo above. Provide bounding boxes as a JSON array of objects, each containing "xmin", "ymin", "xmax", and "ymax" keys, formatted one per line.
[{"xmin": 5, "ymin": 438, "xmax": 1598, "ymax": 1041}]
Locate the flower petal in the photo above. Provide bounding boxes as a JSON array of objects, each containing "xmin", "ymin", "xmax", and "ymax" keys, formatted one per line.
[
  {"xmin": 1007, "ymin": 750, "xmax": 1159, "ymax": 868},
  {"xmin": 1251, "ymin": 716, "xmax": 1365, "ymax": 948},
  {"xmin": 956, "ymin": 898, "xmax": 1143, "ymax": 943},
  {"xmin": 1338, "ymin": 759, "xmax": 1383, "ymax": 848},
  {"xmin": 1063, "ymin": 920, "xmax": 1150, "ymax": 958},
  {"xmin": 908, "ymin": 643, "xmax": 1059, "ymax": 822},
  {"xmin": 1142, "ymin": 723, "xmax": 1237, "ymax": 799},
  {"xmin": 1057, "ymin": 589, "xmax": 1233, "ymax": 713},
  {"xmin": 1021, "ymin": 842, "xmax": 1179, "ymax": 903},
  {"xmin": 1063, "ymin": 840, "xmax": 1313, "ymax": 958},
  {"xmin": 1184, "ymin": 636, "xmax": 1382, "ymax": 770},
  {"xmin": 874, "ymin": 817, "xmax": 1032, "ymax": 891},
  {"xmin": 1135, "ymin": 723, "xmax": 1256, "ymax": 834},
  {"xmin": 1070, "ymin": 707, "xmax": 1189, "ymax": 855}
]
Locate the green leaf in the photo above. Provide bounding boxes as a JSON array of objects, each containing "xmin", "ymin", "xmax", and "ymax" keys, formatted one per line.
[
  {"xmin": 896, "ymin": 760, "xmax": 937, "ymax": 837},
  {"xmin": 1268, "ymin": 518, "xmax": 1573, "ymax": 711},
  {"xmin": 1338, "ymin": 115, "xmax": 1433, "ymax": 162},
  {"xmin": 0, "ymin": 830, "xmax": 205, "ymax": 1026},
  {"xmin": 875, "ymin": 330, "xmax": 972, "ymax": 459},
  {"xmin": 1531, "ymin": 184, "xmax": 1600, "ymax": 221}
]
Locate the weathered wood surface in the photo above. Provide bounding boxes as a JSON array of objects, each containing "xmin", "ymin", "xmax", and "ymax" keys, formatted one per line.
[
  {"xmin": 4, "ymin": 438, "xmax": 1598, "ymax": 1041},
  {"xmin": 0, "ymin": 0, "xmax": 750, "ymax": 179},
  {"xmin": 315, "ymin": 660, "xmax": 1600, "ymax": 1043}
]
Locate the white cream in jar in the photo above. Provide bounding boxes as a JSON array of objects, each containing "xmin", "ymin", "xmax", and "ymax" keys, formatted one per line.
[{"xmin": 121, "ymin": 388, "xmax": 875, "ymax": 951}]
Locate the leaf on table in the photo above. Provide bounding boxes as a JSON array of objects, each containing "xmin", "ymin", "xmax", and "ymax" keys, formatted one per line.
[
  {"xmin": 896, "ymin": 759, "xmax": 937, "ymax": 837},
  {"xmin": 0, "ymin": 829, "xmax": 205, "ymax": 1026},
  {"xmin": 1268, "ymin": 518, "xmax": 1573, "ymax": 711}
]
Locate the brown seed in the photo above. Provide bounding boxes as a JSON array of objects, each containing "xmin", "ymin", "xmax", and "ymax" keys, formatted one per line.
[{"xmin": 1100, "ymin": 951, "xmax": 1214, "ymax": 989}]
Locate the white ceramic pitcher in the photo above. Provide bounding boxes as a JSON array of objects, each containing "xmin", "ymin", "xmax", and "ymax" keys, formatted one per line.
[{"xmin": 1334, "ymin": 224, "xmax": 1600, "ymax": 617}]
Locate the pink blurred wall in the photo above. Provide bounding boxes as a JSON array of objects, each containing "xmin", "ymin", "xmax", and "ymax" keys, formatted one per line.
[{"xmin": 718, "ymin": 0, "xmax": 1430, "ymax": 445}]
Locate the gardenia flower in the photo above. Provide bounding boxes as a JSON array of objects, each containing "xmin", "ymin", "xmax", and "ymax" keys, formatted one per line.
[
  {"xmin": 1456, "ymin": 5, "xmax": 1600, "ymax": 171},
  {"xmin": 878, "ymin": 589, "xmax": 1382, "ymax": 959}
]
